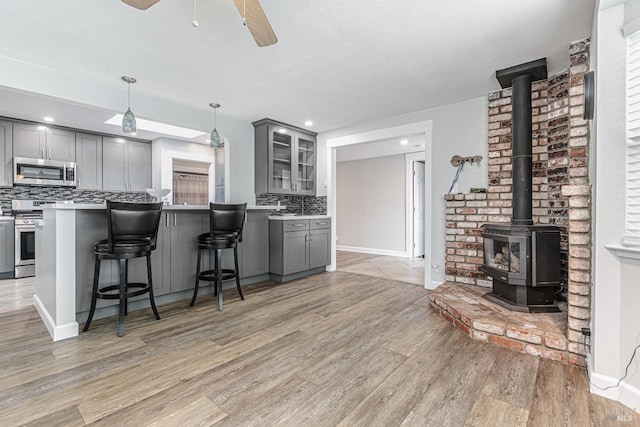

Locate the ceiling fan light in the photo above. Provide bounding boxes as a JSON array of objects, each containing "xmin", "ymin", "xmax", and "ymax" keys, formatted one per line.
[{"xmin": 122, "ymin": 108, "xmax": 137, "ymax": 133}]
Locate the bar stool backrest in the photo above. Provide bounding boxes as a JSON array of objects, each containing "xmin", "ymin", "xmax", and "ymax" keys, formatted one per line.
[
  {"xmin": 209, "ymin": 203, "xmax": 247, "ymax": 242},
  {"xmin": 106, "ymin": 201, "xmax": 163, "ymax": 251}
]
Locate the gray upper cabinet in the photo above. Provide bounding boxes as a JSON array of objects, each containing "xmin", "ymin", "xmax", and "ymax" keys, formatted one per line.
[
  {"xmin": 13, "ymin": 123, "xmax": 75, "ymax": 162},
  {"xmin": 0, "ymin": 121, "xmax": 13, "ymax": 186},
  {"xmin": 253, "ymin": 118, "xmax": 317, "ymax": 195},
  {"xmin": 102, "ymin": 137, "xmax": 127, "ymax": 191},
  {"xmin": 13, "ymin": 123, "xmax": 45, "ymax": 159},
  {"xmin": 76, "ymin": 133, "xmax": 103, "ymax": 190},
  {"xmin": 102, "ymin": 137, "xmax": 151, "ymax": 191},
  {"xmin": 47, "ymin": 128, "xmax": 76, "ymax": 162},
  {"xmin": 127, "ymin": 141, "xmax": 151, "ymax": 191}
]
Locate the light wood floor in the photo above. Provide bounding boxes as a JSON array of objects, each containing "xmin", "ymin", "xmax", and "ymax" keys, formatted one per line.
[
  {"xmin": 337, "ymin": 250, "xmax": 425, "ymax": 286},
  {"xmin": 0, "ymin": 255, "xmax": 636, "ymax": 426}
]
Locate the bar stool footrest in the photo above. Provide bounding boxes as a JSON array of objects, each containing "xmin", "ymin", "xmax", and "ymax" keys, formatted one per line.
[
  {"xmin": 198, "ymin": 269, "xmax": 237, "ymax": 282},
  {"xmin": 96, "ymin": 282, "xmax": 151, "ymax": 299}
]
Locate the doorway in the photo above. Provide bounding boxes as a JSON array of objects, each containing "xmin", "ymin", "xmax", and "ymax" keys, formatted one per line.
[{"xmin": 326, "ymin": 120, "xmax": 434, "ymax": 289}]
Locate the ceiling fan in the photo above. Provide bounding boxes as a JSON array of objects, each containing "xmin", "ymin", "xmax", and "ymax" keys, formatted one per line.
[{"xmin": 121, "ymin": 0, "xmax": 278, "ymax": 47}]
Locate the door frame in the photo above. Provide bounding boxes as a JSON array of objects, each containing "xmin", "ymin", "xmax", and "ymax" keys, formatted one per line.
[
  {"xmin": 326, "ymin": 120, "xmax": 434, "ymax": 289},
  {"xmin": 406, "ymin": 152, "xmax": 426, "ymax": 258}
]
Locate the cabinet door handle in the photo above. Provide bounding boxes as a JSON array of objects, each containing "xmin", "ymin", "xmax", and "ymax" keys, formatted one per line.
[
  {"xmin": 165, "ymin": 213, "xmax": 169, "ymax": 227},
  {"xmin": 316, "ymin": 222, "xmax": 328, "ymax": 225},
  {"xmin": 245, "ymin": 212, "xmax": 248, "ymax": 223},
  {"xmin": 42, "ymin": 148, "xmax": 45, "ymax": 159},
  {"xmin": 48, "ymin": 149, "xmax": 51, "ymax": 159},
  {"xmin": 294, "ymin": 223, "xmax": 304, "ymax": 227},
  {"xmin": 174, "ymin": 213, "xmax": 177, "ymax": 226}
]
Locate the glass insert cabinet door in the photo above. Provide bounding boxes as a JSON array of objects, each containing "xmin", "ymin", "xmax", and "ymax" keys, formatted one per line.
[
  {"xmin": 271, "ymin": 129, "xmax": 293, "ymax": 191},
  {"xmin": 296, "ymin": 134, "xmax": 315, "ymax": 194}
]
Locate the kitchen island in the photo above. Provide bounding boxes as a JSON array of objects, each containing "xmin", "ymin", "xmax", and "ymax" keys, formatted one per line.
[{"xmin": 34, "ymin": 203, "xmax": 291, "ymax": 341}]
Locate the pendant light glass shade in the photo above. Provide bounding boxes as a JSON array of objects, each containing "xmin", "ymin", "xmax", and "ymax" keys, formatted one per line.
[
  {"xmin": 122, "ymin": 107, "xmax": 136, "ymax": 133},
  {"xmin": 121, "ymin": 76, "xmax": 137, "ymax": 134},
  {"xmin": 209, "ymin": 103, "xmax": 223, "ymax": 148}
]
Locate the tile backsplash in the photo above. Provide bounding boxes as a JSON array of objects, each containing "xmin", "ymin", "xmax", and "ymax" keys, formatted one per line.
[
  {"xmin": 255, "ymin": 194, "xmax": 327, "ymax": 215},
  {"xmin": 0, "ymin": 186, "xmax": 151, "ymax": 213}
]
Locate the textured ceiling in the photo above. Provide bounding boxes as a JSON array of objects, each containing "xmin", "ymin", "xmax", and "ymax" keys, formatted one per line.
[{"xmin": 0, "ymin": 0, "xmax": 594, "ymax": 136}]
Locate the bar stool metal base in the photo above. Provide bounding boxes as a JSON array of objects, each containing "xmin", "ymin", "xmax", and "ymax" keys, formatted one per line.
[
  {"xmin": 83, "ymin": 256, "xmax": 160, "ymax": 337},
  {"xmin": 191, "ymin": 246, "xmax": 244, "ymax": 311}
]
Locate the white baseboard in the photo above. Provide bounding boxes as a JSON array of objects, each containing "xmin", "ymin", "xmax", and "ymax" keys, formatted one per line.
[
  {"xmin": 33, "ymin": 294, "xmax": 79, "ymax": 342},
  {"xmin": 590, "ymin": 368, "xmax": 640, "ymax": 414},
  {"xmin": 336, "ymin": 245, "xmax": 409, "ymax": 258}
]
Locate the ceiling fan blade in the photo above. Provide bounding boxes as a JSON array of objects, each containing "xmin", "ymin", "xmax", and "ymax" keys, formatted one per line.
[
  {"xmin": 232, "ymin": 0, "xmax": 278, "ymax": 47},
  {"xmin": 121, "ymin": 0, "xmax": 161, "ymax": 10}
]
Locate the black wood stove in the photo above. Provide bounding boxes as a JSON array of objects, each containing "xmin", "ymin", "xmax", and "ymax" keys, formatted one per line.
[{"xmin": 481, "ymin": 59, "xmax": 561, "ymax": 313}]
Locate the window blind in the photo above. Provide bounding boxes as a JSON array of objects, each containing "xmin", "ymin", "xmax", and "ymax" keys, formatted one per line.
[{"xmin": 625, "ymin": 32, "xmax": 640, "ymax": 246}]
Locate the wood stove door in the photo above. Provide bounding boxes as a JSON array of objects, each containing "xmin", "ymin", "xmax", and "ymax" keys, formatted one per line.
[{"xmin": 483, "ymin": 233, "xmax": 528, "ymax": 283}]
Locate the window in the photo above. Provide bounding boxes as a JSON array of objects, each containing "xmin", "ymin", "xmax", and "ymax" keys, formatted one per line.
[{"xmin": 625, "ymin": 31, "xmax": 640, "ymax": 246}]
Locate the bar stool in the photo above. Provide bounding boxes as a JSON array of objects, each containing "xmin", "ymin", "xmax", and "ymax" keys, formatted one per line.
[
  {"xmin": 191, "ymin": 203, "xmax": 247, "ymax": 311},
  {"xmin": 83, "ymin": 201, "xmax": 163, "ymax": 337}
]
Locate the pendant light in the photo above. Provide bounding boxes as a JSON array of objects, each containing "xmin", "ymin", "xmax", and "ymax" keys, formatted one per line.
[
  {"xmin": 209, "ymin": 103, "xmax": 223, "ymax": 148},
  {"xmin": 121, "ymin": 76, "xmax": 137, "ymax": 134}
]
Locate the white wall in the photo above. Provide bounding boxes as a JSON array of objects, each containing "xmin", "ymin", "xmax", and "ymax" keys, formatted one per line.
[
  {"xmin": 591, "ymin": 0, "xmax": 640, "ymax": 411},
  {"xmin": 318, "ymin": 97, "xmax": 488, "ymax": 283},
  {"xmin": 336, "ymin": 154, "xmax": 406, "ymax": 254}
]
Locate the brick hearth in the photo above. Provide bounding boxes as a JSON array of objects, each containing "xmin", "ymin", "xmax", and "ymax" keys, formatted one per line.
[
  {"xmin": 437, "ymin": 38, "xmax": 591, "ymax": 366},
  {"xmin": 430, "ymin": 282, "xmax": 585, "ymax": 366}
]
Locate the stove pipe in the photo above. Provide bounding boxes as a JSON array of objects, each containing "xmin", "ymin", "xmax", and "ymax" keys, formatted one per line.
[{"xmin": 495, "ymin": 59, "xmax": 547, "ymax": 226}]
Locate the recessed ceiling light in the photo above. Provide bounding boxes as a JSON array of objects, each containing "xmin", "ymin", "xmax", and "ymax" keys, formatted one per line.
[
  {"xmin": 400, "ymin": 139, "xmax": 408, "ymax": 145},
  {"xmin": 304, "ymin": 120, "xmax": 313, "ymax": 127},
  {"xmin": 105, "ymin": 114, "xmax": 207, "ymax": 139},
  {"xmin": 43, "ymin": 117, "xmax": 55, "ymax": 123}
]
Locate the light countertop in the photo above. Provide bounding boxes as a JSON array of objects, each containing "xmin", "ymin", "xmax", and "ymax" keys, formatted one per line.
[
  {"xmin": 268, "ymin": 215, "xmax": 331, "ymax": 220},
  {"xmin": 41, "ymin": 203, "xmax": 286, "ymax": 211}
]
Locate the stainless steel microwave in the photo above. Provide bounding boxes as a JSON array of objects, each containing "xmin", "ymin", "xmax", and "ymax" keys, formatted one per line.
[{"xmin": 14, "ymin": 157, "xmax": 76, "ymax": 187}]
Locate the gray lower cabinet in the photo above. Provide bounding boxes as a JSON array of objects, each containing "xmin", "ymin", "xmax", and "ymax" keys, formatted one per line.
[
  {"xmin": 309, "ymin": 227, "xmax": 331, "ymax": 269},
  {"xmin": 102, "ymin": 137, "xmax": 151, "ymax": 191},
  {"xmin": 76, "ymin": 133, "xmax": 103, "ymax": 190},
  {"xmin": 75, "ymin": 209, "xmax": 268, "ymax": 313},
  {"xmin": 0, "ymin": 121, "xmax": 12, "ymax": 187},
  {"xmin": 0, "ymin": 219, "xmax": 15, "ymax": 278},
  {"xmin": 238, "ymin": 211, "xmax": 270, "ymax": 278},
  {"xmin": 269, "ymin": 218, "xmax": 331, "ymax": 281},
  {"xmin": 75, "ymin": 211, "xmax": 171, "ymax": 312},
  {"xmin": 168, "ymin": 211, "xmax": 210, "ymax": 292}
]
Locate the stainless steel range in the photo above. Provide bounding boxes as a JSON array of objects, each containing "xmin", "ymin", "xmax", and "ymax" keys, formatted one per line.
[{"xmin": 12, "ymin": 200, "xmax": 49, "ymax": 278}]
